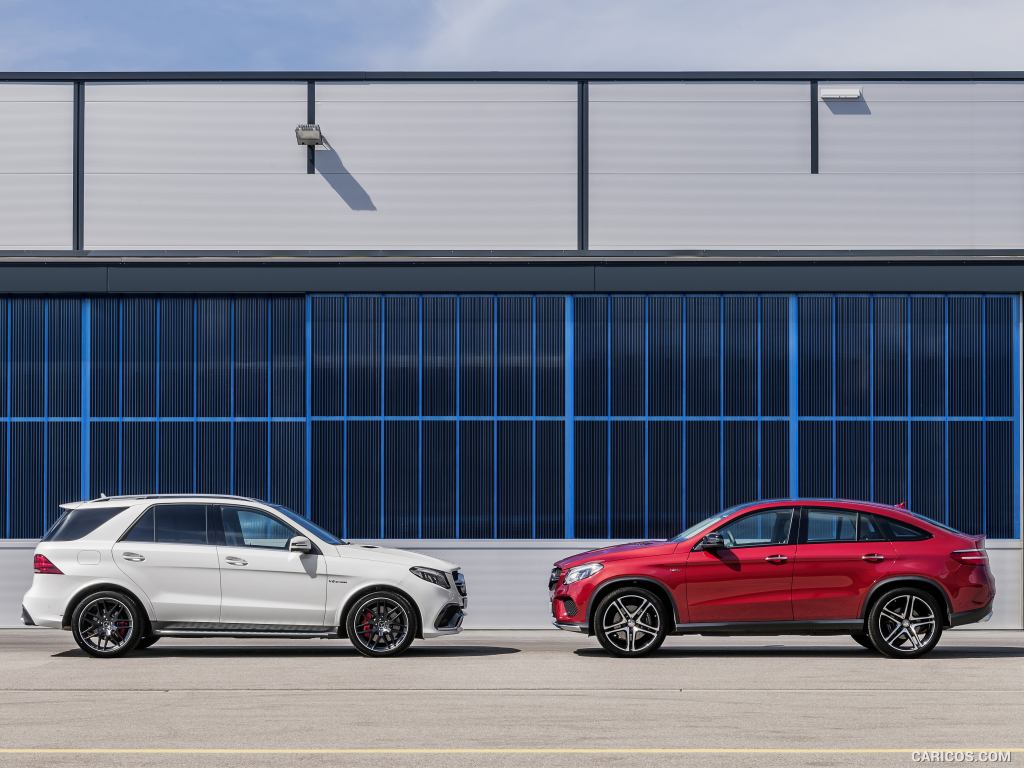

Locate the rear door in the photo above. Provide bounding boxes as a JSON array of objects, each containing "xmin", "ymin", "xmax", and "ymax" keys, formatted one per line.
[
  {"xmin": 791, "ymin": 507, "xmax": 896, "ymax": 620},
  {"xmin": 111, "ymin": 503, "xmax": 221, "ymax": 623}
]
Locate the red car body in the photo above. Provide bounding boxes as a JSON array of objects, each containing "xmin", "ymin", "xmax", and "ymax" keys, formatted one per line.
[{"xmin": 550, "ymin": 499, "xmax": 994, "ymax": 641}]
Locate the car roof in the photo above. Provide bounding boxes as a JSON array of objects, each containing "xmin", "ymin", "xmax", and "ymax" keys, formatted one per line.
[
  {"xmin": 60, "ymin": 493, "xmax": 265, "ymax": 510},
  {"xmin": 737, "ymin": 498, "xmax": 911, "ymax": 516}
]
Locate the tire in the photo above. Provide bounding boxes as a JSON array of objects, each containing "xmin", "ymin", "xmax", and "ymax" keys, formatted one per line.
[
  {"xmin": 850, "ymin": 632, "xmax": 876, "ymax": 651},
  {"xmin": 593, "ymin": 587, "xmax": 668, "ymax": 658},
  {"xmin": 136, "ymin": 635, "xmax": 160, "ymax": 650},
  {"xmin": 70, "ymin": 590, "xmax": 144, "ymax": 658},
  {"xmin": 866, "ymin": 587, "xmax": 943, "ymax": 659},
  {"xmin": 345, "ymin": 590, "xmax": 417, "ymax": 658}
]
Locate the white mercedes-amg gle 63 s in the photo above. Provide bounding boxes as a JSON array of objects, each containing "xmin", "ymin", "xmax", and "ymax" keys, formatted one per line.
[{"xmin": 21, "ymin": 495, "xmax": 467, "ymax": 658}]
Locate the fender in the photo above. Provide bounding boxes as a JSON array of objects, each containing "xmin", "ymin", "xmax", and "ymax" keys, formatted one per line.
[
  {"xmin": 334, "ymin": 583, "xmax": 425, "ymax": 639},
  {"xmin": 861, "ymin": 575, "xmax": 953, "ymax": 622},
  {"xmin": 61, "ymin": 580, "xmax": 155, "ymax": 630},
  {"xmin": 585, "ymin": 575, "xmax": 680, "ymax": 631}
]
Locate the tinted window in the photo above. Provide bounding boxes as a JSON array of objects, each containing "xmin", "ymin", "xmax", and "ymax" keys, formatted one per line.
[
  {"xmin": 42, "ymin": 507, "xmax": 128, "ymax": 542},
  {"xmin": 858, "ymin": 513, "xmax": 888, "ymax": 542},
  {"xmin": 122, "ymin": 509, "xmax": 155, "ymax": 542},
  {"xmin": 887, "ymin": 519, "xmax": 930, "ymax": 541},
  {"xmin": 717, "ymin": 508, "xmax": 794, "ymax": 548},
  {"xmin": 153, "ymin": 504, "xmax": 209, "ymax": 545},
  {"xmin": 221, "ymin": 507, "xmax": 294, "ymax": 549},
  {"xmin": 805, "ymin": 508, "xmax": 857, "ymax": 543}
]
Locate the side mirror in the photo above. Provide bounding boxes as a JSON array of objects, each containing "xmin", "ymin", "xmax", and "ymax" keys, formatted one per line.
[
  {"xmin": 699, "ymin": 532, "xmax": 725, "ymax": 551},
  {"xmin": 288, "ymin": 536, "xmax": 312, "ymax": 554}
]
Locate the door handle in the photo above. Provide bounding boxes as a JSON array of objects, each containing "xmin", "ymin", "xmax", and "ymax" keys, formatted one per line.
[
  {"xmin": 861, "ymin": 553, "xmax": 885, "ymax": 562},
  {"xmin": 121, "ymin": 552, "xmax": 145, "ymax": 562},
  {"xmin": 764, "ymin": 554, "xmax": 788, "ymax": 564},
  {"xmin": 225, "ymin": 556, "xmax": 248, "ymax": 566}
]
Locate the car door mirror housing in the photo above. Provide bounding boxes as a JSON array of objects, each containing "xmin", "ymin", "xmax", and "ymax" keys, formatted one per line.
[
  {"xmin": 288, "ymin": 536, "xmax": 312, "ymax": 553},
  {"xmin": 699, "ymin": 532, "xmax": 725, "ymax": 550}
]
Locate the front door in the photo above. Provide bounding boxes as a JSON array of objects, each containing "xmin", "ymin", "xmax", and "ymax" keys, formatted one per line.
[
  {"xmin": 215, "ymin": 505, "xmax": 327, "ymax": 627},
  {"xmin": 685, "ymin": 507, "xmax": 796, "ymax": 623}
]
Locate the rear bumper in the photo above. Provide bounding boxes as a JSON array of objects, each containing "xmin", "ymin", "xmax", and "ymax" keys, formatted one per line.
[
  {"xmin": 949, "ymin": 601, "xmax": 994, "ymax": 628},
  {"xmin": 20, "ymin": 605, "xmax": 34, "ymax": 626}
]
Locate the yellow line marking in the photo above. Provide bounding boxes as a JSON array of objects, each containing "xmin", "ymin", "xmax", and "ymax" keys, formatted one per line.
[{"xmin": 0, "ymin": 748, "xmax": 1021, "ymax": 755}]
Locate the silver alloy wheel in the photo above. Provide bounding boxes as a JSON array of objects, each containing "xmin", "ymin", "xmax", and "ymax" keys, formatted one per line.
[
  {"xmin": 77, "ymin": 597, "xmax": 134, "ymax": 654},
  {"xmin": 353, "ymin": 597, "xmax": 410, "ymax": 654},
  {"xmin": 878, "ymin": 593, "xmax": 937, "ymax": 652},
  {"xmin": 601, "ymin": 594, "xmax": 661, "ymax": 653}
]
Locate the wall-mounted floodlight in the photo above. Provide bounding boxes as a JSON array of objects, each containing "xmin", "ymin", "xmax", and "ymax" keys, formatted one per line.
[
  {"xmin": 819, "ymin": 86, "xmax": 863, "ymax": 100},
  {"xmin": 295, "ymin": 124, "xmax": 323, "ymax": 146}
]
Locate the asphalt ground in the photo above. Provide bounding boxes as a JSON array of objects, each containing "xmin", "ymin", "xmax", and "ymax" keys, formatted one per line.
[{"xmin": 0, "ymin": 628, "xmax": 1021, "ymax": 768}]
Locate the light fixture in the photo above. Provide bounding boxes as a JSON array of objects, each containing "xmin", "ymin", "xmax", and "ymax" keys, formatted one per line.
[
  {"xmin": 295, "ymin": 124, "xmax": 323, "ymax": 146},
  {"xmin": 819, "ymin": 86, "xmax": 863, "ymax": 100}
]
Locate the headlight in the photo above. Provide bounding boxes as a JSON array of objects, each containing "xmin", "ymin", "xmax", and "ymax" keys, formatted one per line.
[
  {"xmin": 563, "ymin": 562, "xmax": 603, "ymax": 585},
  {"xmin": 410, "ymin": 566, "xmax": 450, "ymax": 588}
]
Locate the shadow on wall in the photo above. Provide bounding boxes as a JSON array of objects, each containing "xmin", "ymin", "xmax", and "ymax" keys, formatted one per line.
[
  {"xmin": 824, "ymin": 98, "xmax": 872, "ymax": 115},
  {"xmin": 314, "ymin": 140, "xmax": 377, "ymax": 211}
]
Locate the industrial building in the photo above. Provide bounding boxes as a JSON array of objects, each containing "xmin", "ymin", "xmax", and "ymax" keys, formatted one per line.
[{"xmin": 0, "ymin": 72, "xmax": 1020, "ymax": 628}]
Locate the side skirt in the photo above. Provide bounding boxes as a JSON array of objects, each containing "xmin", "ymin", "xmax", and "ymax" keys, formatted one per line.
[
  {"xmin": 674, "ymin": 619, "xmax": 862, "ymax": 636},
  {"xmin": 151, "ymin": 621, "xmax": 337, "ymax": 639}
]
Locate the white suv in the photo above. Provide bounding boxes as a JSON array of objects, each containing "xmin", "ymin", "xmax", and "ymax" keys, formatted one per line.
[{"xmin": 21, "ymin": 495, "xmax": 467, "ymax": 658}]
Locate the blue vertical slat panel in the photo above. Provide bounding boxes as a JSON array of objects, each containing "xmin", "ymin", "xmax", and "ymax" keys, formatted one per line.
[
  {"xmin": 311, "ymin": 296, "xmax": 344, "ymax": 417},
  {"xmin": 949, "ymin": 421, "xmax": 984, "ymax": 534},
  {"xmin": 836, "ymin": 297, "xmax": 870, "ymax": 416},
  {"xmin": 271, "ymin": 298, "xmax": 305, "ymax": 418},
  {"xmin": 233, "ymin": 298, "xmax": 267, "ymax": 418},
  {"xmin": 422, "ymin": 297, "xmax": 458, "ymax": 416},
  {"xmin": 0, "ymin": 422, "xmax": 5, "ymax": 535},
  {"xmin": 535, "ymin": 421, "xmax": 565, "ymax": 537},
  {"xmin": 648, "ymin": 422, "xmax": 682, "ymax": 537},
  {"xmin": 347, "ymin": 297, "xmax": 381, "ymax": 418},
  {"xmin": 47, "ymin": 422, "xmax": 79, "ymax": 522},
  {"xmin": 497, "ymin": 421, "xmax": 531, "ymax": 538},
  {"xmin": 686, "ymin": 297, "xmax": 720, "ymax": 417},
  {"xmin": 422, "ymin": 420, "xmax": 457, "ymax": 537},
  {"xmin": 798, "ymin": 296, "xmax": 832, "ymax": 417},
  {"xmin": 798, "ymin": 422, "xmax": 832, "ymax": 498},
  {"xmin": 384, "ymin": 297, "xmax": 418, "ymax": 417},
  {"xmin": 270, "ymin": 422, "xmax": 304, "ymax": 514},
  {"xmin": 760, "ymin": 421, "xmax": 789, "ymax": 499},
  {"xmin": 459, "ymin": 421, "xmax": 493, "ymax": 538},
  {"xmin": 574, "ymin": 296, "xmax": 607, "ymax": 417},
  {"xmin": 986, "ymin": 421, "xmax": 1013, "ymax": 537},
  {"xmin": 346, "ymin": 421, "xmax": 380, "ymax": 538},
  {"xmin": 948, "ymin": 297, "xmax": 984, "ymax": 417},
  {"xmin": 11, "ymin": 423, "xmax": 43, "ymax": 537},
  {"xmin": 122, "ymin": 299, "xmax": 157, "ymax": 418},
  {"xmin": 311, "ymin": 421, "xmax": 344, "ymax": 534},
  {"xmin": 535, "ymin": 297, "xmax": 565, "ymax": 417},
  {"xmin": 89, "ymin": 422, "xmax": 119, "ymax": 498},
  {"xmin": 159, "ymin": 422, "xmax": 193, "ymax": 494},
  {"xmin": 724, "ymin": 421, "xmax": 758, "ymax": 507},
  {"xmin": 723, "ymin": 297, "xmax": 758, "ymax": 417},
  {"xmin": 610, "ymin": 297, "xmax": 644, "ymax": 417},
  {"xmin": 910, "ymin": 297, "xmax": 945, "ymax": 417},
  {"xmin": 196, "ymin": 299, "xmax": 232, "ymax": 418},
  {"xmin": 234, "ymin": 422, "xmax": 268, "ymax": 499},
  {"xmin": 459, "ymin": 297, "xmax": 494, "ymax": 417},
  {"xmin": 874, "ymin": 421, "xmax": 909, "ymax": 505},
  {"xmin": 874, "ymin": 297, "xmax": 908, "ymax": 417},
  {"xmin": 986, "ymin": 297, "xmax": 1013, "ymax": 417},
  {"xmin": 610, "ymin": 421, "xmax": 643, "ymax": 537},
  {"xmin": 648, "ymin": 297, "xmax": 683, "ymax": 417},
  {"xmin": 836, "ymin": 421, "xmax": 871, "ymax": 500},
  {"xmin": 383, "ymin": 420, "xmax": 418, "ymax": 537},
  {"xmin": 197, "ymin": 422, "xmax": 231, "ymax": 494},
  {"xmin": 497, "ymin": 297, "xmax": 531, "ymax": 417},
  {"xmin": 686, "ymin": 422, "xmax": 719, "ymax": 526},
  {"xmin": 158, "ymin": 299, "xmax": 193, "ymax": 418},
  {"xmin": 121, "ymin": 422, "xmax": 156, "ymax": 495},
  {"xmin": 47, "ymin": 299, "xmax": 81, "ymax": 419},
  {"xmin": 89, "ymin": 299, "xmax": 119, "ymax": 419},
  {"xmin": 574, "ymin": 421, "xmax": 607, "ymax": 537},
  {"xmin": 11, "ymin": 300, "xmax": 45, "ymax": 418},
  {"xmin": 760, "ymin": 297, "xmax": 789, "ymax": 417},
  {"xmin": 911, "ymin": 422, "xmax": 945, "ymax": 523}
]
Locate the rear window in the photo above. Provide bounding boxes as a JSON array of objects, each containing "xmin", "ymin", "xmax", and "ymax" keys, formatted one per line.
[{"xmin": 42, "ymin": 507, "xmax": 129, "ymax": 542}]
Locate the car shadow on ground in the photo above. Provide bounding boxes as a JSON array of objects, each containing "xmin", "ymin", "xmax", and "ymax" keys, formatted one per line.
[
  {"xmin": 53, "ymin": 645, "xmax": 521, "ymax": 659},
  {"xmin": 573, "ymin": 645, "xmax": 1024, "ymax": 659}
]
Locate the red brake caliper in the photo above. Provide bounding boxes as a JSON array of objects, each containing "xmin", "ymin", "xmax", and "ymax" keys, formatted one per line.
[
  {"xmin": 360, "ymin": 610, "xmax": 375, "ymax": 640},
  {"xmin": 115, "ymin": 620, "xmax": 130, "ymax": 639}
]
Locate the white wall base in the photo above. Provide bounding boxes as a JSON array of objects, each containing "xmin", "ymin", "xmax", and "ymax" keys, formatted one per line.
[{"xmin": 2, "ymin": 539, "xmax": 1021, "ymax": 630}]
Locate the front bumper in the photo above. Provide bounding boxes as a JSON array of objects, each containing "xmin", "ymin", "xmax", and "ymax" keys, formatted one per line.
[{"xmin": 553, "ymin": 620, "xmax": 588, "ymax": 633}]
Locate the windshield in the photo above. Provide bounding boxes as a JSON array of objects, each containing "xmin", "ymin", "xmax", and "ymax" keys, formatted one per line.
[
  {"xmin": 671, "ymin": 506, "xmax": 746, "ymax": 542},
  {"xmin": 271, "ymin": 505, "xmax": 347, "ymax": 546}
]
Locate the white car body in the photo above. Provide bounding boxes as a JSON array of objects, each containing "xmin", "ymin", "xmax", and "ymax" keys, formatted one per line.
[{"xmin": 22, "ymin": 495, "xmax": 466, "ymax": 652}]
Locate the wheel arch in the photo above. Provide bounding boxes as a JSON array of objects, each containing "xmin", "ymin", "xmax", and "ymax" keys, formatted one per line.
[
  {"xmin": 336, "ymin": 584, "xmax": 425, "ymax": 640},
  {"xmin": 862, "ymin": 576, "xmax": 953, "ymax": 627},
  {"xmin": 585, "ymin": 576, "xmax": 679, "ymax": 636},
  {"xmin": 61, "ymin": 582, "xmax": 153, "ymax": 633}
]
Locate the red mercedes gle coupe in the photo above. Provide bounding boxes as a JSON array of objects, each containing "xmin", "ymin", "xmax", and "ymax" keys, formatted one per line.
[{"xmin": 550, "ymin": 499, "xmax": 994, "ymax": 658}]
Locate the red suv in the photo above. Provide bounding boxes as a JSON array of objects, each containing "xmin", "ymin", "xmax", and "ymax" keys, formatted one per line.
[{"xmin": 550, "ymin": 499, "xmax": 994, "ymax": 658}]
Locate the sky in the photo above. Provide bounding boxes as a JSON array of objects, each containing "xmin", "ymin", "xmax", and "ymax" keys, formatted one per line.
[{"xmin": 0, "ymin": 0, "xmax": 1021, "ymax": 71}]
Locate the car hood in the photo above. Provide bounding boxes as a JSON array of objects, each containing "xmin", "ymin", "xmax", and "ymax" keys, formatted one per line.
[
  {"xmin": 333, "ymin": 543, "xmax": 459, "ymax": 572},
  {"xmin": 555, "ymin": 540, "xmax": 669, "ymax": 569}
]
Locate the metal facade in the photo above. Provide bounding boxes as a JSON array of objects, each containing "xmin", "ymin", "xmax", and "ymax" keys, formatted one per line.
[{"xmin": 0, "ymin": 293, "xmax": 1017, "ymax": 541}]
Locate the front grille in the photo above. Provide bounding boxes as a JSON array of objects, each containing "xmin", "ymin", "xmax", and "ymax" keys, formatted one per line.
[
  {"xmin": 453, "ymin": 570, "xmax": 467, "ymax": 596},
  {"xmin": 548, "ymin": 567, "xmax": 562, "ymax": 590}
]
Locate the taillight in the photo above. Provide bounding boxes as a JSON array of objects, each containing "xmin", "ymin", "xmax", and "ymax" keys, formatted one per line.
[
  {"xmin": 951, "ymin": 549, "xmax": 988, "ymax": 565},
  {"xmin": 33, "ymin": 554, "xmax": 62, "ymax": 574}
]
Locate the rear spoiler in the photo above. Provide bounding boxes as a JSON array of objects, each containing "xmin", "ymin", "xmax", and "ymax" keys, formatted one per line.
[{"xmin": 58, "ymin": 501, "xmax": 88, "ymax": 511}]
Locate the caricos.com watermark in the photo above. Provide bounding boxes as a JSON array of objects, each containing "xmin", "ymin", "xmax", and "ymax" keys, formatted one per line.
[{"xmin": 912, "ymin": 752, "xmax": 1012, "ymax": 763}]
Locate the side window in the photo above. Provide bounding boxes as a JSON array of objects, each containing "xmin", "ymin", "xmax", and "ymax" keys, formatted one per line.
[
  {"xmin": 716, "ymin": 508, "xmax": 794, "ymax": 548},
  {"xmin": 858, "ymin": 513, "xmax": 889, "ymax": 542},
  {"xmin": 887, "ymin": 519, "xmax": 931, "ymax": 541},
  {"xmin": 220, "ymin": 506, "xmax": 294, "ymax": 550},
  {"xmin": 122, "ymin": 508, "xmax": 155, "ymax": 542},
  {"xmin": 804, "ymin": 508, "xmax": 857, "ymax": 543},
  {"xmin": 153, "ymin": 504, "xmax": 209, "ymax": 545}
]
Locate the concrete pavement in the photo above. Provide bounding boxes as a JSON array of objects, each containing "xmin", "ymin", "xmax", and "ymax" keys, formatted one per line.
[{"xmin": 0, "ymin": 628, "xmax": 1021, "ymax": 768}]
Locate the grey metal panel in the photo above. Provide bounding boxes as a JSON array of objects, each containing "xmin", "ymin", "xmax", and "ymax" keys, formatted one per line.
[
  {"xmin": 315, "ymin": 82, "xmax": 578, "ymax": 101},
  {"xmin": 85, "ymin": 172, "xmax": 576, "ymax": 250},
  {"xmin": 589, "ymin": 173, "xmax": 1024, "ymax": 249},
  {"xmin": 0, "ymin": 174, "xmax": 72, "ymax": 249},
  {"xmin": 85, "ymin": 83, "xmax": 307, "ymax": 174},
  {"xmin": 0, "ymin": 85, "xmax": 73, "ymax": 173},
  {"xmin": 819, "ymin": 81, "xmax": 1024, "ymax": 173},
  {"xmin": 589, "ymin": 83, "xmax": 808, "ymax": 173}
]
